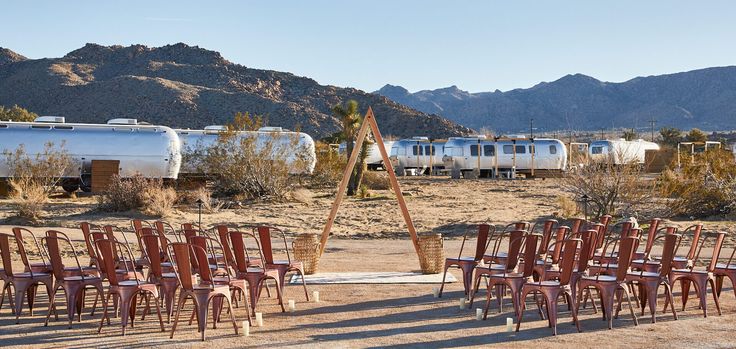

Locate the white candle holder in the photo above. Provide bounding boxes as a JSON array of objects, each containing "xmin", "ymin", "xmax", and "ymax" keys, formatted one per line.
[
  {"xmin": 312, "ymin": 291, "xmax": 320, "ymax": 302},
  {"xmin": 475, "ymin": 308, "xmax": 483, "ymax": 320},
  {"xmin": 458, "ymin": 298, "xmax": 467, "ymax": 310},
  {"xmin": 255, "ymin": 312, "xmax": 264, "ymax": 327},
  {"xmin": 288, "ymin": 299, "xmax": 296, "ymax": 312},
  {"xmin": 242, "ymin": 320, "xmax": 250, "ymax": 336},
  {"xmin": 432, "ymin": 287, "xmax": 440, "ymax": 298},
  {"xmin": 506, "ymin": 317, "xmax": 514, "ymax": 332}
]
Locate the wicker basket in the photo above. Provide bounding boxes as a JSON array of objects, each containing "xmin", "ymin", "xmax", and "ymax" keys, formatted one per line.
[
  {"xmin": 418, "ymin": 233, "xmax": 444, "ymax": 274},
  {"xmin": 292, "ymin": 233, "xmax": 321, "ymax": 275}
]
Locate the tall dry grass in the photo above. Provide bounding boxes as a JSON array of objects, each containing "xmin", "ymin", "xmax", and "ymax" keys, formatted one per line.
[{"xmin": 98, "ymin": 174, "xmax": 178, "ymax": 216}]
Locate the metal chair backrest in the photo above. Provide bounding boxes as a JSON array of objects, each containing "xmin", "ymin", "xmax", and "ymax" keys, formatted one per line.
[
  {"xmin": 642, "ymin": 218, "xmax": 661, "ymax": 252},
  {"xmin": 521, "ymin": 233, "xmax": 541, "ymax": 278},
  {"xmin": 684, "ymin": 224, "xmax": 703, "ymax": 260},
  {"xmin": 168, "ymin": 242, "xmax": 196, "ymax": 291},
  {"xmin": 473, "ymin": 224, "xmax": 492, "ymax": 261},
  {"xmin": 658, "ymin": 233, "xmax": 681, "ymax": 277},
  {"xmin": 12, "ymin": 227, "xmax": 48, "ymax": 270},
  {"xmin": 228, "ymin": 230, "xmax": 262, "ymax": 273},
  {"xmin": 215, "ymin": 225, "xmax": 236, "ymax": 266},
  {"xmin": 598, "ymin": 215, "xmax": 612, "ymax": 230},
  {"xmin": 590, "ymin": 222, "xmax": 607, "ymax": 250},
  {"xmin": 550, "ymin": 226, "xmax": 570, "ymax": 263},
  {"xmin": 505, "ymin": 230, "xmax": 526, "ymax": 272},
  {"xmin": 95, "ymin": 238, "xmax": 138, "ymax": 286},
  {"xmin": 558, "ymin": 238, "xmax": 582, "ymax": 286},
  {"xmin": 141, "ymin": 233, "xmax": 165, "ymax": 279},
  {"xmin": 576, "ymin": 229, "xmax": 597, "ymax": 273},
  {"xmin": 43, "ymin": 230, "xmax": 88, "ymax": 281},
  {"xmin": 615, "ymin": 236, "xmax": 638, "ymax": 282},
  {"xmin": 700, "ymin": 231, "xmax": 726, "ymax": 272},
  {"xmin": 80, "ymin": 222, "xmax": 100, "ymax": 261},
  {"xmin": 256, "ymin": 226, "xmax": 291, "ymax": 265},
  {"xmin": 569, "ymin": 218, "xmax": 586, "ymax": 235},
  {"xmin": 0, "ymin": 233, "xmax": 20, "ymax": 277},
  {"xmin": 180, "ymin": 229, "xmax": 199, "ymax": 243},
  {"xmin": 536, "ymin": 219, "xmax": 559, "ymax": 255},
  {"xmin": 189, "ymin": 238, "xmax": 215, "ymax": 284}
]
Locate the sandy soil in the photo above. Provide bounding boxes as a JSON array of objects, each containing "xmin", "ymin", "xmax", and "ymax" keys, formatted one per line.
[{"xmin": 0, "ymin": 177, "xmax": 735, "ymax": 348}]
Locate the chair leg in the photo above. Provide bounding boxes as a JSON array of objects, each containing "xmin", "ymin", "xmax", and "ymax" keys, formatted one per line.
[
  {"xmin": 469, "ymin": 272, "xmax": 483, "ymax": 307},
  {"xmin": 225, "ymin": 295, "xmax": 239, "ymax": 336},
  {"xmin": 150, "ymin": 291, "xmax": 166, "ymax": 332},
  {"xmin": 621, "ymin": 284, "xmax": 639, "ymax": 326},
  {"xmin": 663, "ymin": 282, "xmax": 678, "ymax": 320},
  {"xmin": 516, "ymin": 288, "xmax": 530, "ymax": 332},
  {"xmin": 170, "ymin": 294, "xmax": 188, "ymax": 339},
  {"xmin": 565, "ymin": 291, "xmax": 581, "ymax": 333},
  {"xmin": 44, "ymin": 284, "xmax": 61, "ymax": 327},
  {"xmin": 709, "ymin": 278, "xmax": 722, "ymax": 316},
  {"xmin": 296, "ymin": 267, "xmax": 310, "ymax": 301},
  {"xmin": 438, "ymin": 263, "xmax": 451, "ymax": 297},
  {"xmin": 98, "ymin": 292, "xmax": 113, "ymax": 334}
]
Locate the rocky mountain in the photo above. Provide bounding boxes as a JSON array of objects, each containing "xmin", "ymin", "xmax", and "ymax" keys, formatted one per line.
[
  {"xmin": 0, "ymin": 43, "xmax": 470, "ymax": 139},
  {"xmin": 376, "ymin": 67, "xmax": 736, "ymax": 133}
]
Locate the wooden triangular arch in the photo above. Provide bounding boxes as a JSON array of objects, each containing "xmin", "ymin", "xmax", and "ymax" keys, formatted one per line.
[{"xmin": 319, "ymin": 107, "xmax": 422, "ymax": 261}]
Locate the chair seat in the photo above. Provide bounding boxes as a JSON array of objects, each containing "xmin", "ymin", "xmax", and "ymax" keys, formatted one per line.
[
  {"xmin": 13, "ymin": 272, "xmax": 51, "ymax": 279},
  {"xmin": 447, "ymin": 257, "xmax": 476, "ymax": 262},
  {"xmin": 489, "ymin": 272, "xmax": 524, "ymax": 279},
  {"xmin": 627, "ymin": 271, "xmax": 660, "ymax": 278},
  {"xmin": 715, "ymin": 263, "xmax": 736, "ymax": 270},
  {"xmin": 118, "ymin": 280, "xmax": 156, "ymax": 289},
  {"xmin": 162, "ymin": 272, "xmax": 178, "ymax": 278},
  {"xmin": 64, "ymin": 275, "xmax": 102, "ymax": 282},
  {"xmin": 671, "ymin": 268, "xmax": 709, "ymax": 275},
  {"xmin": 582, "ymin": 275, "xmax": 617, "ymax": 282},
  {"xmin": 528, "ymin": 280, "xmax": 561, "ymax": 287},
  {"xmin": 631, "ymin": 259, "xmax": 660, "ymax": 265},
  {"xmin": 672, "ymin": 256, "xmax": 689, "ymax": 262}
]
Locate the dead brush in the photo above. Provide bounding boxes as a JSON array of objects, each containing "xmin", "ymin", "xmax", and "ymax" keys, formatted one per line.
[
  {"xmin": 3, "ymin": 143, "xmax": 73, "ymax": 220},
  {"xmin": 98, "ymin": 174, "xmax": 177, "ymax": 216}
]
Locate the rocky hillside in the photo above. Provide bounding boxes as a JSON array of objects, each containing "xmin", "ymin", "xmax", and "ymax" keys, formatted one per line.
[
  {"xmin": 376, "ymin": 67, "xmax": 736, "ymax": 132},
  {"xmin": 0, "ymin": 43, "xmax": 470, "ymax": 139}
]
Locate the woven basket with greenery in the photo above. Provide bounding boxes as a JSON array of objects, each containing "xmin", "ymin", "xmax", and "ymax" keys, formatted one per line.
[
  {"xmin": 292, "ymin": 233, "xmax": 321, "ymax": 274},
  {"xmin": 418, "ymin": 233, "xmax": 444, "ymax": 274}
]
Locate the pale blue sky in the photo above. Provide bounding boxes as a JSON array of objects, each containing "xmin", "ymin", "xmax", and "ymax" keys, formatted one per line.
[{"xmin": 2, "ymin": 1, "xmax": 735, "ymax": 93}]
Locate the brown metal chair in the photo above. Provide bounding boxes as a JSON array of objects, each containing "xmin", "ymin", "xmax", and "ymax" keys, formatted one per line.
[
  {"xmin": 577, "ymin": 236, "xmax": 639, "ymax": 330},
  {"xmin": 256, "ymin": 226, "xmax": 310, "ymax": 301},
  {"xmin": 470, "ymin": 230, "xmax": 526, "ymax": 308},
  {"xmin": 12, "ymin": 227, "xmax": 52, "ymax": 274},
  {"xmin": 42, "ymin": 230, "xmax": 105, "ymax": 328},
  {"xmin": 631, "ymin": 226, "xmax": 678, "ymax": 273},
  {"xmin": 228, "ymin": 230, "xmax": 284, "ymax": 315},
  {"xmin": 168, "ymin": 242, "xmax": 239, "ymax": 341},
  {"xmin": 140, "ymin": 231, "xmax": 180, "ymax": 323},
  {"xmin": 0, "ymin": 232, "xmax": 53, "ymax": 323},
  {"xmin": 439, "ymin": 224, "xmax": 493, "ymax": 297},
  {"xmin": 472, "ymin": 232, "xmax": 537, "ymax": 319},
  {"xmin": 669, "ymin": 231, "xmax": 726, "ymax": 318},
  {"xmin": 484, "ymin": 222, "xmax": 530, "ymax": 266},
  {"xmin": 516, "ymin": 238, "xmax": 582, "ymax": 335},
  {"xmin": 632, "ymin": 219, "xmax": 661, "ymax": 260},
  {"xmin": 625, "ymin": 233, "xmax": 680, "ymax": 323},
  {"xmin": 95, "ymin": 238, "xmax": 165, "ymax": 335},
  {"xmin": 714, "ymin": 243, "xmax": 736, "ymax": 300}
]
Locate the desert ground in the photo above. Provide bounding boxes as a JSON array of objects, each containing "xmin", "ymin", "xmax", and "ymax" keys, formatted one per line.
[{"xmin": 1, "ymin": 177, "xmax": 735, "ymax": 348}]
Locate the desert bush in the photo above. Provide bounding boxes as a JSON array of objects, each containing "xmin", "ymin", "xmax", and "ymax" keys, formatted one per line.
[
  {"xmin": 310, "ymin": 142, "xmax": 345, "ymax": 187},
  {"xmin": 143, "ymin": 185, "xmax": 178, "ymax": 217},
  {"xmin": 3, "ymin": 143, "xmax": 73, "ymax": 220},
  {"xmin": 660, "ymin": 149, "xmax": 736, "ymax": 218},
  {"xmin": 357, "ymin": 184, "xmax": 370, "ymax": 198},
  {"xmin": 563, "ymin": 158, "xmax": 653, "ymax": 217},
  {"xmin": 556, "ymin": 195, "xmax": 578, "ymax": 218},
  {"xmin": 187, "ymin": 186, "xmax": 223, "ymax": 213},
  {"xmin": 361, "ymin": 170, "xmax": 390, "ymax": 190},
  {"xmin": 98, "ymin": 174, "xmax": 177, "ymax": 215},
  {"xmin": 186, "ymin": 112, "xmax": 309, "ymax": 201}
]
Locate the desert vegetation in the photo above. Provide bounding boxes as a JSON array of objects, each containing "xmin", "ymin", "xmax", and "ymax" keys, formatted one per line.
[
  {"xmin": 97, "ymin": 174, "xmax": 178, "ymax": 216},
  {"xmin": 3, "ymin": 143, "xmax": 72, "ymax": 220}
]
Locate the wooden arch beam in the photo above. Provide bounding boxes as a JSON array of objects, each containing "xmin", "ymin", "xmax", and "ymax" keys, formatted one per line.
[{"xmin": 319, "ymin": 107, "xmax": 422, "ymax": 260}]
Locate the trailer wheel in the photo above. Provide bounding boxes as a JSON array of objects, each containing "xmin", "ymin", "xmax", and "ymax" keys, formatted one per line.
[
  {"xmin": 395, "ymin": 166, "xmax": 406, "ymax": 176},
  {"xmin": 62, "ymin": 184, "xmax": 80, "ymax": 193}
]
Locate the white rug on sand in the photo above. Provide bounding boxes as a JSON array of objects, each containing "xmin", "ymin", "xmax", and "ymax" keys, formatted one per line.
[{"xmin": 288, "ymin": 272, "xmax": 457, "ymax": 284}]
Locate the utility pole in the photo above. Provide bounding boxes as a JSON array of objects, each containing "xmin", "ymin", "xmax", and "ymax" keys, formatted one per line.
[
  {"xmin": 530, "ymin": 118, "xmax": 534, "ymax": 139},
  {"xmin": 649, "ymin": 118, "xmax": 656, "ymax": 142},
  {"xmin": 600, "ymin": 128, "xmax": 604, "ymax": 140}
]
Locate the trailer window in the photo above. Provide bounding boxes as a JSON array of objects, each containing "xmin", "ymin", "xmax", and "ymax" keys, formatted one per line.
[
  {"xmin": 549, "ymin": 145, "xmax": 557, "ymax": 154},
  {"xmin": 425, "ymin": 145, "xmax": 436, "ymax": 156},
  {"xmin": 31, "ymin": 125, "xmax": 51, "ymax": 129},
  {"xmin": 483, "ymin": 145, "xmax": 495, "ymax": 156},
  {"xmin": 470, "ymin": 145, "xmax": 479, "ymax": 156},
  {"xmin": 54, "ymin": 126, "xmax": 73, "ymax": 130},
  {"xmin": 591, "ymin": 146, "xmax": 603, "ymax": 154},
  {"xmin": 447, "ymin": 147, "xmax": 463, "ymax": 156},
  {"xmin": 529, "ymin": 145, "xmax": 535, "ymax": 154},
  {"xmin": 413, "ymin": 145, "xmax": 423, "ymax": 156},
  {"xmin": 503, "ymin": 145, "xmax": 513, "ymax": 154},
  {"xmin": 516, "ymin": 145, "xmax": 526, "ymax": 154},
  {"xmin": 0, "ymin": 125, "xmax": 7, "ymax": 129}
]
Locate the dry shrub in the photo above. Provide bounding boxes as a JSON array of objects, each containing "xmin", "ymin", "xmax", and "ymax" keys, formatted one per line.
[
  {"xmin": 143, "ymin": 185, "xmax": 178, "ymax": 217},
  {"xmin": 3, "ymin": 143, "xmax": 73, "ymax": 220},
  {"xmin": 563, "ymin": 158, "xmax": 653, "ymax": 217},
  {"xmin": 556, "ymin": 195, "xmax": 578, "ymax": 218},
  {"xmin": 660, "ymin": 149, "xmax": 736, "ymax": 218},
  {"xmin": 361, "ymin": 170, "xmax": 390, "ymax": 190},
  {"xmin": 310, "ymin": 142, "xmax": 345, "ymax": 187},
  {"xmin": 98, "ymin": 174, "xmax": 177, "ymax": 216},
  {"xmin": 188, "ymin": 186, "xmax": 223, "ymax": 213},
  {"xmin": 186, "ymin": 113, "xmax": 309, "ymax": 201},
  {"xmin": 357, "ymin": 184, "xmax": 371, "ymax": 198}
]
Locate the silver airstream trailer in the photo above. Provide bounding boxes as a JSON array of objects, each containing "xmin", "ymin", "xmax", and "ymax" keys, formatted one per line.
[
  {"xmin": 389, "ymin": 137, "xmax": 446, "ymax": 175},
  {"xmin": 442, "ymin": 136, "xmax": 567, "ymax": 178},
  {"xmin": 338, "ymin": 141, "xmax": 395, "ymax": 170},
  {"xmin": 176, "ymin": 126, "xmax": 316, "ymax": 175},
  {"xmin": 589, "ymin": 139, "xmax": 660, "ymax": 165},
  {"xmin": 0, "ymin": 117, "xmax": 181, "ymax": 192}
]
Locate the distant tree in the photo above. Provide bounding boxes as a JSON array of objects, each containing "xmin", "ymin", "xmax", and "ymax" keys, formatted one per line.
[
  {"xmin": 659, "ymin": 127, "xmax": 682, "ymax": 147},
  {"xmin": 0, "ymin": 104, "xmax": 37, "ymax": 122},
  {"xmin": 332, "ymin": 100, "xmax": 368, "ymax": 196},
  {"xmin": 685, "ymin": 128, "xmax": 708, "ymax": 143},
  {"xmin": 622, "ymin": 129, "xmax": 637, "ymax": 141}
]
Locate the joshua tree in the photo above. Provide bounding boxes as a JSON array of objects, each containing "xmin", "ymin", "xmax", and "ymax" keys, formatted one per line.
[
  {"xmin": 685, "ymin": 128, "xmax": 708, "ymax": 143},
  {"xmin": 332, "ymin": 100, "xmax": 369, "ymax": 196},
  {"xmin": 659, "ymin": 127, "xmax": 682, "ymax": 147},
  {"xmin": 622, "ymin": 128, "xmax": 637, "ymax": 141}
]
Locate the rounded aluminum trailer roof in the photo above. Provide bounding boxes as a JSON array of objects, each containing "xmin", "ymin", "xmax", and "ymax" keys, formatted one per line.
[
  {"xmin": 176, "ymin": 127, "xmax": 316, "ymax": 174},
  {"xmin": 0, "ymin": 120, "xmax": 181, "ymax": 179}
]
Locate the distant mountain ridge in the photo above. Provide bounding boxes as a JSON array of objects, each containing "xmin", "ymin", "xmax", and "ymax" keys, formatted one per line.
[
  {"xmin": 375, "ymin": 67, "xmax": 736, "ymax": 132},
  {"xmin": 0, "ymin": 43, "xmax": 471, "ymax": 139}
]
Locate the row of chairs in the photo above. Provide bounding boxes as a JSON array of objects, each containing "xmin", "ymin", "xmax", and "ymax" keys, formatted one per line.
[
  {"xmin": 0, "ymin": 220, "xmax": 310, "ymax": 341},
  {"xmin": 439, "ymin": 216, "xmax": 735, "ymax": 335}
]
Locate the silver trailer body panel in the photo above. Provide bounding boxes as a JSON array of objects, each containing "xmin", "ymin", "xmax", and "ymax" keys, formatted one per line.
[
  {"xmin": 442, "ymin": 137, "xmax": 568, "ymax": 172},
  {"xmin": 176, "ymin": 128, "xmax": 316, "ymax": 175},
  {"xmin": 589, "ymin": 139, "xmax": 660, "ymax": 165},
  {"xmin": 389, "ymin": 139, "xmax": 446, "ymax": 170},
  {"xmin": 0, "ymin": 120, "xmax": 181, "ymax": 179},
  {"xmin": 338, "ymin": 141, "xmax": 394, "ymax": 166}
]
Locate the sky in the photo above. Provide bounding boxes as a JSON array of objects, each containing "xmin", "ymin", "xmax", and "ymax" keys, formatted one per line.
[{"xmin": 2, "ymin": 1, "xmax": 736, "ymax": 93}]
